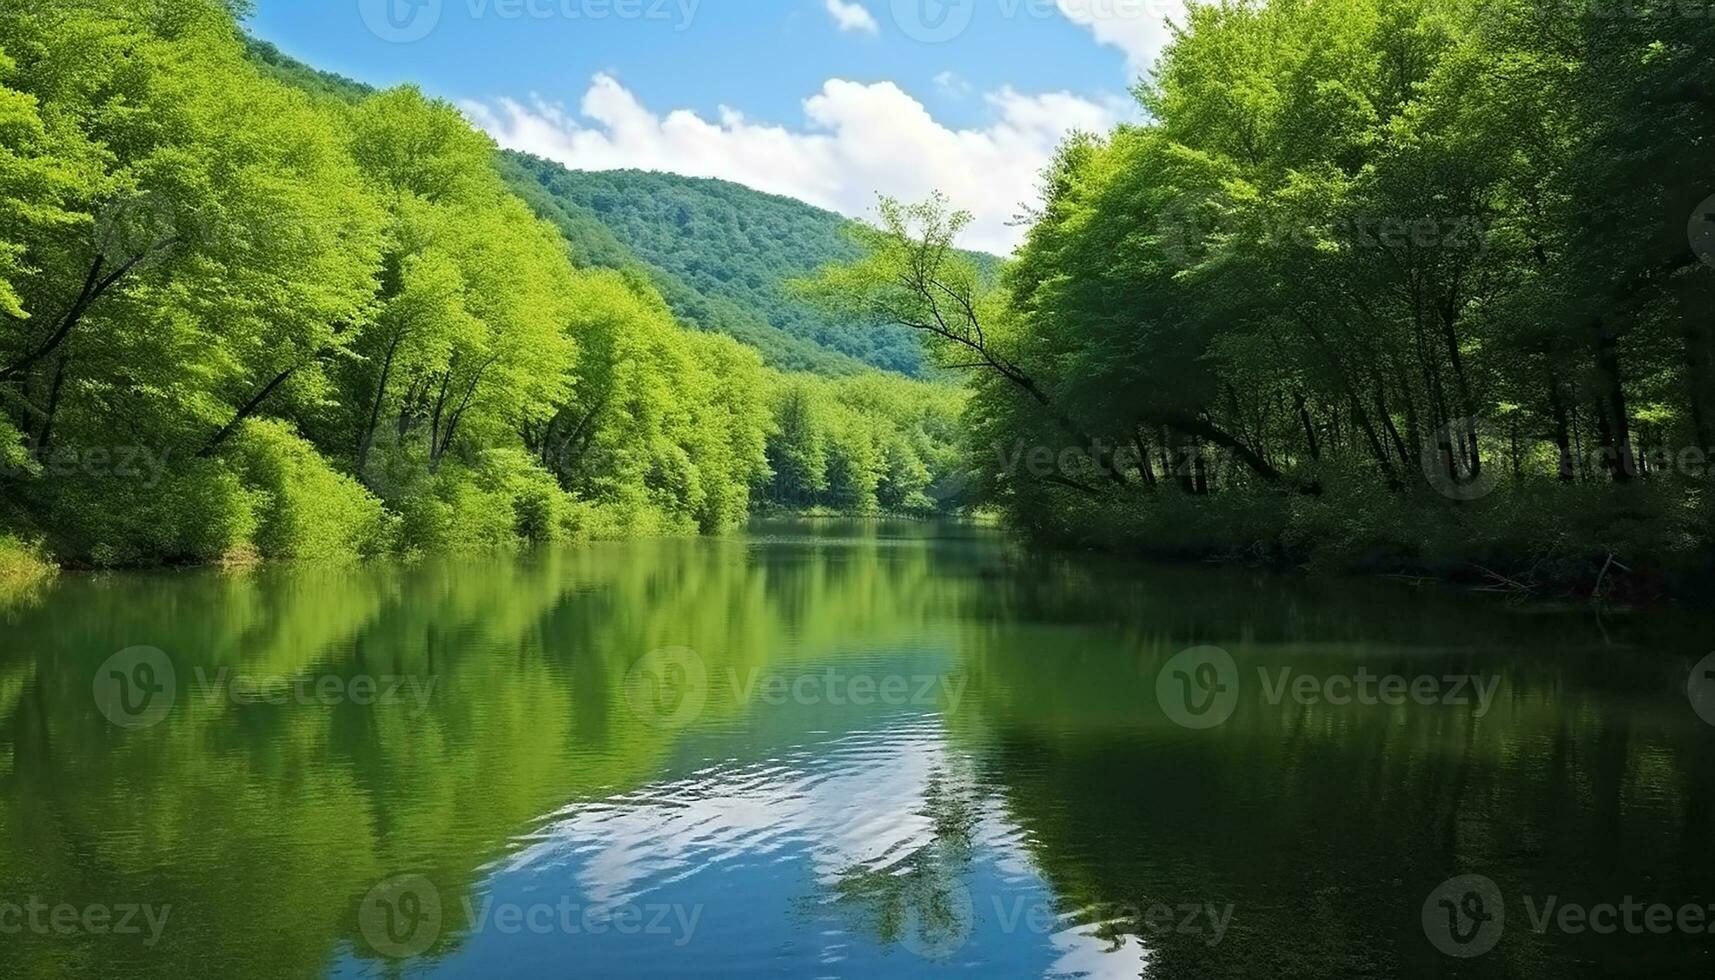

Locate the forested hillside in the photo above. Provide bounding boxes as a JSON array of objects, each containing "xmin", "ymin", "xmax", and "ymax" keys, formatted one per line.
[
  {"xmin": 494, "ymin": 155, "xmax": 875, "ymax": 376},
  {"xmin": 0, "ymin": 0, "xmax": 965, "ymax": 575},
  {"xmin": 500, "ymin": 158, "xmax": 934, "ymax": 376},
  {"xmin": 246, "ymin": 39, "xmax": 970, "ymax": 378}
]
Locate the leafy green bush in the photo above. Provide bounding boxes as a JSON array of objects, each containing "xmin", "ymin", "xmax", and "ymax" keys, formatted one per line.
[
  {"xmin": 31, "ymin": 460, "xmax": 261, "ymax": 568},
  {"xmin": 230, "ymin": 420, "xmax": 393, "ymax": 561},
  {"xmin": 0, "ymin": 533, "xmax": 53, "ymax": 584}
]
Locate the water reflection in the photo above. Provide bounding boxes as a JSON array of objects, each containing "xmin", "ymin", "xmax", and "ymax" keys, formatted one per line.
[{"xmin": 0, "ymin": 520, "xmax": 1711, "ymax": 978}]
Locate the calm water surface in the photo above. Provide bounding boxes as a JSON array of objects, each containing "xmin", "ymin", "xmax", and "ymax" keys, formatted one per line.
[{"xmin": 2, "ymin": 520, "xmax": 1714, "ymax": 978}]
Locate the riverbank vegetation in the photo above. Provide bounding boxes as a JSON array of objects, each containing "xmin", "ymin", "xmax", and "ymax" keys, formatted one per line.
[
  {"xmin": 0, "ymin": 1, "xmax": 962, "ymax": 567},
  {"xmin": 804, "ymin": 0, "xmax": 1715, "ymax": 598}
]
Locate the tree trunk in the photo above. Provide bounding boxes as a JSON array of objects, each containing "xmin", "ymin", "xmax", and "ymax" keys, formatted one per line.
[
  {"xmin": 1592, "ymin": 319, "xmax": 1638, "ymax": 481},
  {"xmin": 197, "ymin": 365, "xmax": 300, "ymax": 458},
  {"xmin": 34, "ymin": 355, "xmax": 69, "ymax": 461},
  {"xmin": 1683, "ymin": 311, "xmax": 1715, "ymax": 453},
  {"xmin": 356, "ymin": 332, "xmax": 404, "ymax": 478},
  {"xmin": 1545, "ymin": 367, "xmax": 1576, "ymax": 482}
]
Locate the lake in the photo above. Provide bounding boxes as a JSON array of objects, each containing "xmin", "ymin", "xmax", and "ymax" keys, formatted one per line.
[{"xmin": 2, "ymin": 520, "xmax": 1713, "ymax": 978}]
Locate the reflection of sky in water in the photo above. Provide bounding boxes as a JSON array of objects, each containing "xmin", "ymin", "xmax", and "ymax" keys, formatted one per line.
[{"xmin": 329, "ymin": 660, "xmax": 1147, "ymax": 979}]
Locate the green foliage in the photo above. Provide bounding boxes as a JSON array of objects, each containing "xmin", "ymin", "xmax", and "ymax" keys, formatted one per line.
[
  {"xmin": 0, "ymin": 2, "xmax": 965, "ymax": 568},
  {"xmin": 760, "ymin": 371, "xmax": 967, "ymax": 515},
  {"xmin": 230, "ymin": 419, "xmax": 390, "ymax": 561},
  {"xmin": 0, "ymin": 532, "xmax": 50, "ymax": 584},
  {"xmin": 803, "ymin": 0, "xmax": 1715, "ymax": 594}
]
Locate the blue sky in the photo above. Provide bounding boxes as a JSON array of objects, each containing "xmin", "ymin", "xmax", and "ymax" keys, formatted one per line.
[{"xmin": 247, "ymin": 1, "xmax": 1181, "ymax": 251}]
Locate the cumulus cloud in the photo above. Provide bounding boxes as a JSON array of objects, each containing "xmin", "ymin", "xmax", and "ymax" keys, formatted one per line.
[
  {"xmin": 824, "ymin": 0, "xmax": 880, "ymax": 34},
  {"xmin": 1055, "ymin": 0, "xmax": 1186, "ymax": 77},
  {"xmin": 462, "ymin": 75, "xmax": 1131, "ymax": 254}
]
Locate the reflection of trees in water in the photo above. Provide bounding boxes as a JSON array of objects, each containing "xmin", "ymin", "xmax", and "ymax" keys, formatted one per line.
[
  {"xmin": 0, "ymin": 529, "xmax": 984, "ymax": 979},
  {"xmin": 2, "ymin": 524, "xmax": 1712, "ymax": 978},
  {"xmin": 957, "ymin": 629, "xmax": 1715, "ymax": 979},
  {"xmin": 822, "ymin": 762, "xmax": 981, "ymax": 960}
]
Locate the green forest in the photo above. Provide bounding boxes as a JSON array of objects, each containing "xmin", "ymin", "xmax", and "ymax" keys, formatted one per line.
[
  {"xmin": 3, "ymin": 0, "xmax": 1713, "ymax": 598},
  {"xmin": 800, "ymin": 0, "xmax": 1715, "ymax": 597},
  {"xmin": 0, "ymin": 0, "xmax": 965, "ymax": 574}
]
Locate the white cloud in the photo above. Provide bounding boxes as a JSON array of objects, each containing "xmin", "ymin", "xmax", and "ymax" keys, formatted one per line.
[
  {"xmin": 824, "ymin": 0, "xmax": 880, "ymax": 34},
  {"xmin": 1055, "ymin": 0, "xmax": 1186, "ymax": 77},
  {"xmin": 462, "ymin": 75, "xmax": 1131, "ymax": 254},
  {"xmin": 933, "ymin": 70, "xmax": 974, "ymax": 97}
]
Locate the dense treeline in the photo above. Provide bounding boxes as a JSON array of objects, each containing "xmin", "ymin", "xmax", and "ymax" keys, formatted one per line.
[
  {"xmin": 809, "ymin": 0, "xmax": 1715, "ymax": 594},
  {"xmin": 760, "ymin": 372, "xmax": 967, "ymax": 514},
  {"xmin": 0, "ymin": 0, "xmax": 959, "ymax": 571}
]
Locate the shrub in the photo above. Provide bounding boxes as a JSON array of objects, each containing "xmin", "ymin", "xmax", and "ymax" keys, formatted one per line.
[
  {"xmin": 230, "ymin": 420, "xmax": 394, "ymax": 561},
  {"xmin": 0, "ymin": 534, "xmax": 54, "ymax": 584}
]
